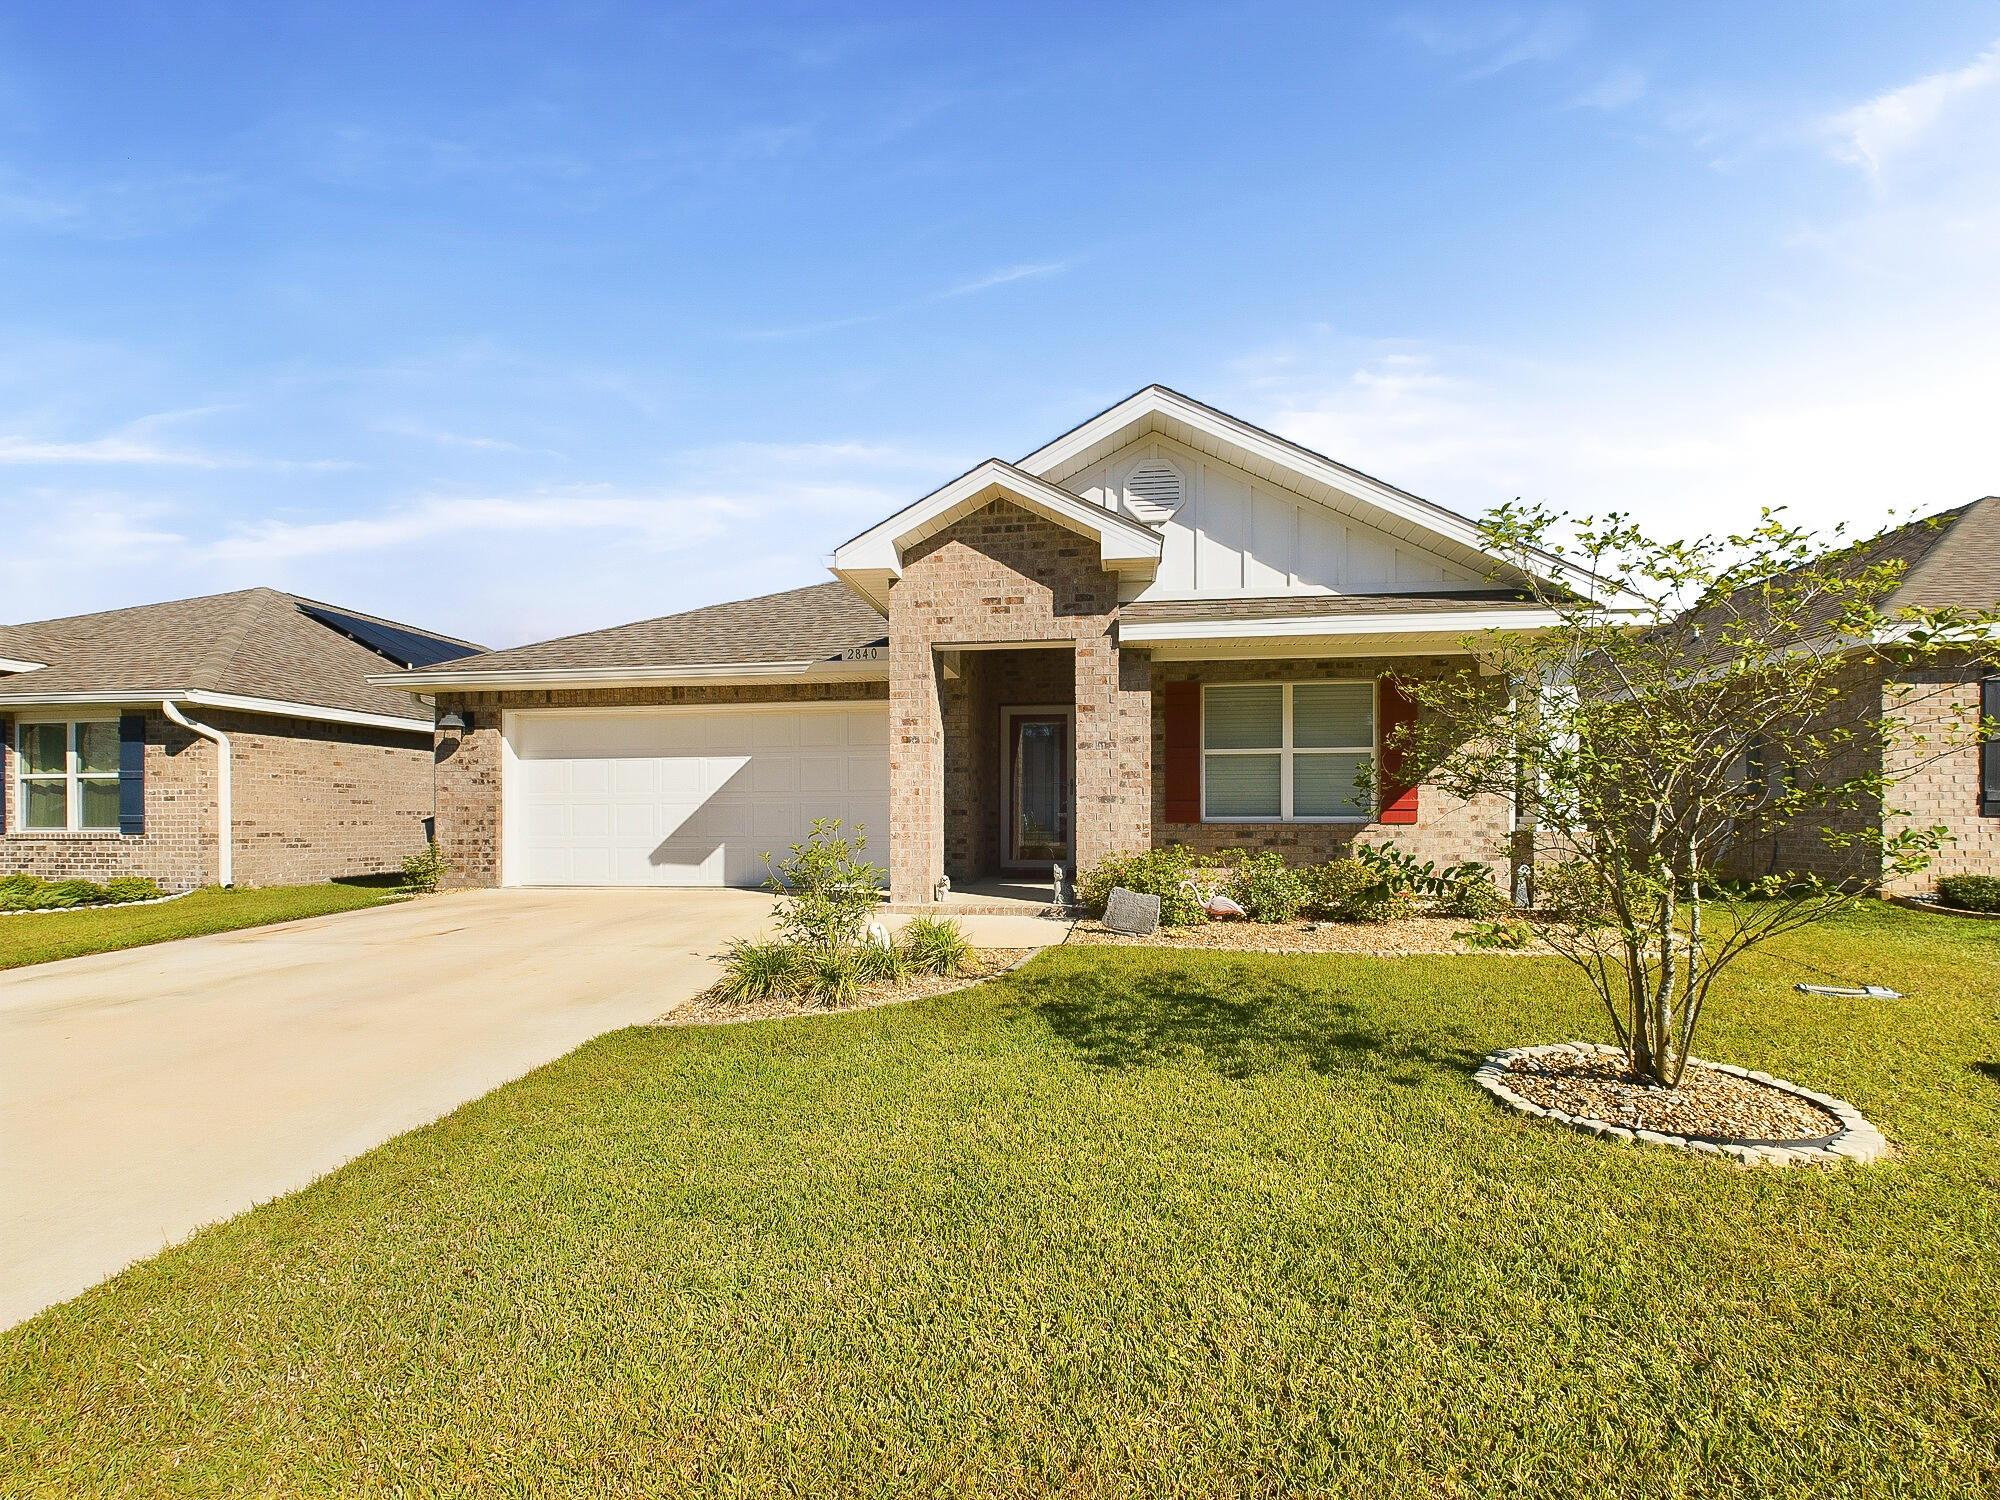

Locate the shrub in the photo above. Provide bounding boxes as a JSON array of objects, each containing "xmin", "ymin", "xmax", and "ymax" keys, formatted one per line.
[
  {"xmin": 716, "ymin": 938, "xmax": 805, "ymax": 1002},
  {"xmin": 803, "ymin": 945, "xmax": 862, "ymax": 1007},
  {"xmin": 1079, "ymin": 844, "xmax": 1210, "ymax": 927},
  {"xmin": 1460, "ymin": 919, "xmax": 1534, "ymax": 950},
  {"xmin": 1534, "ymin": 860, "xmax": 1615, "ymax": 924},
  {"xmin": 1230, "ymin": 851, "xmax": 1307, "ymax": 923},
  {"xmin": 902, "ymin": 915, "xmax": 973, "ymax": 976},
  {"xmin": 31, "ymin": 879, "xmax": 109, "ymax": 910},
  {"xmin": 1301, "ymin": 859, "xmax": 1417, "ymax": 923},
  {"xmin": 764, "ymin": 819, "xmax": 884, "ymax": 950},
  {"xmin": 0, "ymin": 874, "xmax": 45, "ymax": 911},
  {"xmin": 401, "ymin": 839, "xmax": 450, "ymax": 894},
  {"xmin": 1937, "ymin": 874, "xmax": 2000, "ymax": 913},
  {"xmin": 856, "ymin": 935, "xmax": 911, "ymax": 985},
  {"xmin": 1435, "ymin": 866, "xmax": 1507, "ymax": 918},
  {"xmin": 103, "ymin": 876, "xmax": 165, "ymax": 904}
]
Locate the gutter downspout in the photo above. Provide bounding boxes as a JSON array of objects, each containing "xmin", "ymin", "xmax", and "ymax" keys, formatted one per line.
[{"xmin": 162, "ymin": 700, "xmax": 233, "ymax": 888}]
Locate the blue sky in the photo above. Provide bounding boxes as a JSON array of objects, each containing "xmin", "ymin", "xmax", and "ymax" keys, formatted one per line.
[{"xmin": 3, "ymin": 3, "xmax": 1996, "ymax": 647}]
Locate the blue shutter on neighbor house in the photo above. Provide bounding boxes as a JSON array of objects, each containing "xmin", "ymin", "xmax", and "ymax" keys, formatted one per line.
[
  {"xmin": 118, "ymin": 713, "xmax": 146, "ymax": 835},
  {"xmin": 1983, "ymin": 679, "xmax": 2000, "ymax": 818}
]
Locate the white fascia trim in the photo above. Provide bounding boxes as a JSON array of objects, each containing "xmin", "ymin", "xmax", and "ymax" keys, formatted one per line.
[
  {"xmin": 1015, "ymin": 386, "xmax": 1639, "ymax": 608},
  {"xmin": 1118, "ymin": 608, "xmax": 1573, "ymax": 644},
  {"xmin": 828, "ymin": 458, "xmax": 1163, "ymax": 605},
  {"xmin": 0, "ymin": 688, "xmax": 429, "ymax": 732},
  {"xmin": 0, "ymin": 657, "xmax": 47, "ymax": 674},
  {"xmin": 369, "ymin": 659, "xmax": 891, "ymax": 692}
]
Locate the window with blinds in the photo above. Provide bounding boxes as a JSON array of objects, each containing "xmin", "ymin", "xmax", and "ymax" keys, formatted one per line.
[{"xmin": 1202, "ymin": 682, "xmax": 1374, "ymax": 821}]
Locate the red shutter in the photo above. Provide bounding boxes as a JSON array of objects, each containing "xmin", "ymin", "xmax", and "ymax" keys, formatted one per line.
[
  {"xmin": 1163, "ymin": 680, "xmax": 1201, "ymax": 823},
  {"xmin": 1377, "ymin": 676, "xmax": 1419, "ymax": 824}
]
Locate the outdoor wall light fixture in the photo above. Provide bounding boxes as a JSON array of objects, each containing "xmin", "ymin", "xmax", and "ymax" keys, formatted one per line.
[{"xmin": 437, "ymin": 710, "xmax": 466, "ymax": 732}]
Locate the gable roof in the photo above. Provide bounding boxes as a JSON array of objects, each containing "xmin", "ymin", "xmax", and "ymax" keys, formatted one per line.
[
  {"xmin": 378, "ymin": 582, "xmax": 891, "ymax": 690},
  {"xmin": 0, "ymin": 588, "xmax": 481, "ymax": 729},
  {"xmin": 829, "ymin": 458, "xmax": 1165, "ymax": 611},
  {"xmin": 1015, "ymin": 384, "xmax": 1634, "ymax": 604},
  {"xmin": 1877, "ymin": 495, "xmax": 2000, "ymax": 612}
]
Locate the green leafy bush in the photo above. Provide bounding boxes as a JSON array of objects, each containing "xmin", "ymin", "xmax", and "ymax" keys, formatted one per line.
[
  {"xmin": 103, "ymin": 876, "xmax": 165, "ymax": 903},
  {"xmin": 902, "ymin": 915, "xmax": 972, "ymax": 976},
  {"xmin": 716, "ymin": 938, "xmax": 805, "ymax": 1002},
  {"xmin": 1936, "ymin": 874, "xmax": 2000, "ymax": 913},
  {"xmin": 0, "ymin": 874, "xmax": 43, "ymax": 911},
  {"xmin": 401, "ymin": 839, "xmax": 450, "ymax": 894},
  {"xmin": 1079, "ymin": 844, "xmax": 1210, "ymax": 926},
  {"xmin": 764, "ymin": 819, "xmax": 884, "ymax": 949},
  {"xmin": 1534, "ymin": 860, "xmax": 1616, "ymax": 923},
  {"xmin": 1435, "ymin": 866, "xmax": 1507, "ymax": 918},
  {"xmin": 1230, "ymin": 852, "xmax": 1307, "ymax": 923},
  {"xmin": 1301, "ymin": 860, "xmax": 1417, "ymax": 923},
  {"xmin": 1460, "ymin": 918, "xmax": 1534, "ymax": 950},
  {"xmin": 32, "ymin": 879, "xmax": 109, "ymax": 910}
]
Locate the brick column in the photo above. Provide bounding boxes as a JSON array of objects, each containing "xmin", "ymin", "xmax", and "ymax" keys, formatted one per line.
[
  {"xmin": 889, "ymin": 639, "xmax": 945, "ymax": 904},
  {"xmin": 434, "ymin": 696, "xmax": 501, "ymax": 888},
  {"xmin": 1072, "ymin": 638, "xmax": 1152, "ymax": 877}
]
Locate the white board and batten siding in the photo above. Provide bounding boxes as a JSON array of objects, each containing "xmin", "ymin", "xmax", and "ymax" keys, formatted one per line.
[
  {"xmin": 1061, "ymin": 432, "xmax": 1485, "ymax": 600},
  {"xmin": 502, "ymin": 704, "xmax": 890, "ymax": 887}
]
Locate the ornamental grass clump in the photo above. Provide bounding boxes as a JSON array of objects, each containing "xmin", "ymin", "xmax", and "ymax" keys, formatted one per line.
[
  {"xmin": 856, "ymin": 935, "xmax": 911, "ymax": 985},
  {"xmin": 901, "ymin": 915, "xmax": 972, "ymax": 976},
  {"xmin": 716, "ymin": 938, "xmax": 806, "ymax": 1002}
]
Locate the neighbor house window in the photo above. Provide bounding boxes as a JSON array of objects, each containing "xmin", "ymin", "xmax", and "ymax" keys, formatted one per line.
[
  {"xmin": 16, "ymin": 720, "xmax": 120, "ymax": 831},
  {"xmin": 1203, "ymin": 683, "xmax": 1373, "ymax": 821}
]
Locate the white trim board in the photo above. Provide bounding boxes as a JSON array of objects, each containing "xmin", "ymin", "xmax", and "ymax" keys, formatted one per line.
[{"xmin": 0, "ymin": 689, "xmax": 428, "ymax": 734}]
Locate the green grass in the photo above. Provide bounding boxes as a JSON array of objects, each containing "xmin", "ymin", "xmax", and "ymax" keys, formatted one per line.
[
  {"xmin": 0, "ymin": 882, "xmax": 404, "ymax": 970},
  {"xmin": 3, "ymin": 904, "xmax": 1996, "ymax": 1497}
]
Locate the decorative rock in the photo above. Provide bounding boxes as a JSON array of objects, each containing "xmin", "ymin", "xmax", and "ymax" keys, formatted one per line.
[{"xmin": 1101, "ymin": 886, "xmax": 1161, "ymax": 936}]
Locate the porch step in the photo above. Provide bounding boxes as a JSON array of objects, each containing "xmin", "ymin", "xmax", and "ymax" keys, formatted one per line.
[{"xmin": 886, "ymin": 901, "xmax": 1058, "ymax": 917}]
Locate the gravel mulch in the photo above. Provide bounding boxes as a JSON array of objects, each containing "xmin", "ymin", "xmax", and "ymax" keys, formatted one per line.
[
  {"xmin": 1068, "ymin": 917, "xmax": 1549, "ymax": 956},
  {"xmin": 659, "ymin": 949, "xmax": 1037, "ymax": 1026},
  {"xmin": 1503, "ymin": 1050, "xmax": 1842, "ymax": 1143}
]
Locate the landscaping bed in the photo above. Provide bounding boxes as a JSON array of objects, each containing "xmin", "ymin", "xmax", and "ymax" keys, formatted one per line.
[
  {"xmin": 1070, "ymin": 915, "xmax": 1547, "ymax": 956},
  {"xmin": 1499, "ymin": 1047, "xmax": 1842, "ymax": 1141},
  {"xmin": 666, "ymin": 947, "xmax": 1036, "ymax": 1025}
]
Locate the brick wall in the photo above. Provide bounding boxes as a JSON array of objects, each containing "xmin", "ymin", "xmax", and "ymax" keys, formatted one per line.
[
  {"xmin": 1883, "ymin": 657, "xmax": 2000, "ymax": 893},
  {"xmin": 1148, "ymin": 657, "xmax": 1514, "ymax": 874},
  {"xmin": 888, "ymin": 499, "xmax": 1150, "ymax": 903},
  {"xmin": 1, "ymin": 708, "xmax": 432, "ymax": 890},
  {"xmin": 430, "ymin": 680, "xmax": 890, "ymax": 888}
]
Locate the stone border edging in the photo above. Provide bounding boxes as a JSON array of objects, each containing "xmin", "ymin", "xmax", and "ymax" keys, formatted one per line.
[
  {"xmin": 662, "ymin": 945, "xmax": 1050, "ymax": 1028},
  {"xmin": 1473, "ymin": 1042, "xmax": 1891, "ymax": 1167},
  {"xmin": 0, "ymin": 889, "xmax": 194, "ymax": 919},
  {"xmin": 1884, "ymin": 894, "xmax": 2000, "ymax": 921}
]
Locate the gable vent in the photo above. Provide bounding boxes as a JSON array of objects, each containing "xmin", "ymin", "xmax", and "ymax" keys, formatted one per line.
[{"xmin": 1124, "ymin": 461, "xmax": 1185, "ymax": 523}]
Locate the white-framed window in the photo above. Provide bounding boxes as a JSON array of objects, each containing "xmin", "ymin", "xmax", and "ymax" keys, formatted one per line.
[
  {"xmin": 1202, "ymin": 682, "xmax": 1374, "ymax": 821},
  {"xmin": 14, "ymin": 719, "xmax": 120, "ymax": 831}
]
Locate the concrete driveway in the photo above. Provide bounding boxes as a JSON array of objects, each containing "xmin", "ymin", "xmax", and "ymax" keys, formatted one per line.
[{"xmin": 0, "ymin": 887, "xmax": 774, "ymax": 1330}]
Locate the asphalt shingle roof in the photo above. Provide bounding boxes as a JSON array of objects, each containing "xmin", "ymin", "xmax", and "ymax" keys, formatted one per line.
[
  {"xmin": 415, "ymin": 582, "xmax": 889, "ymax": 676},
  {"xmin": 0, "ymin": 588, "xmax": 482, "ymax": 723}
]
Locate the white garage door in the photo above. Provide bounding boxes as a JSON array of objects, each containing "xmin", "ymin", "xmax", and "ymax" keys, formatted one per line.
[{"xmin": 504, "ymin": 704, "xmax": 890, "ymax": 887}]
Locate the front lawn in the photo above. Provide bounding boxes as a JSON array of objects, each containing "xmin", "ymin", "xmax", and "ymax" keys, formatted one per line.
[
  {"xmin": 3, "ymin": 904, "xmax": 1996, "ymax": 1496},
  {"xmin": 0, "ymin": 882, "xmax": 404, "ymax": 970}
]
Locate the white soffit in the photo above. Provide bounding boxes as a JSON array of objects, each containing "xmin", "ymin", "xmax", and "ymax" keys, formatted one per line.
[
  {"xmin": 1016, "ymin": 386, "xmax": 1633, "ymax": 606},
  {"xmin": 828, "ymin": 458, "xmax": 1163, "ymax": 609}
]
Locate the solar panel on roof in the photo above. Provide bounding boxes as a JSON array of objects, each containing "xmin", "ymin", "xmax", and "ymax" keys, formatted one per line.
[{"xmin": 297, "ymin": 603, "xmax": 475, "ymax": 669}]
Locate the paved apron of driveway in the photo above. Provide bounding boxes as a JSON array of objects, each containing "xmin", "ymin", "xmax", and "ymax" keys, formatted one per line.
[{"xmin": 0, "ymin": 887, "xmax": 774, "ymax": 1330}]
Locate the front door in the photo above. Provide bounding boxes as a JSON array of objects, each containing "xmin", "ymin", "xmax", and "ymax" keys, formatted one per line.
[{"xmin": 1002, "ymin": 706, "xmax": 1072, "ymax": 869}]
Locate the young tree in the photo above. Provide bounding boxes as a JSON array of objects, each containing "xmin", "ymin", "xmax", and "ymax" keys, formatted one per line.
[{"xmin": 1393, "ymin": 506, "xmax": 2000, "ymax": 1087}]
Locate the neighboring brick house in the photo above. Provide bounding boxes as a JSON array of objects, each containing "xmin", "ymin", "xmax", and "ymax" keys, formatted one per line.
[
  {"xmin": 0, "ymin": 589, "xmax": 480, "ymax": 890},
  {"xmin": 1725, "ymin": 496, "xmax": 2000, "ymax": 895},
  {"xmin": 376, "ymin": 386, "xmax": 1610, "ymax": 905}
]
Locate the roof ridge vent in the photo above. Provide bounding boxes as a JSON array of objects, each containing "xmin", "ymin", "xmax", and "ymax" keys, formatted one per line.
[{"xmin": 1124, "ymin": 459, "xmax": 1184, "ymax": 523}]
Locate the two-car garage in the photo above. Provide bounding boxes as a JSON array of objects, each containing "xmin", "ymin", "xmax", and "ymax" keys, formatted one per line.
[{"xmin": 502, "ymin": 703, "xmax": 891, "ymax": 887}]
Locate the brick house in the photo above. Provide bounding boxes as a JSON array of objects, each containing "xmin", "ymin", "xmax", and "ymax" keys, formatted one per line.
[
  {"xmin": 1724, "ymin": 496, "xmax": 2000, "ymax": 895},
  {"xmin": 0, "ymin": 589, "xmax": 480, "ymax": 889},
  {"xmin": 378, "ymin": 387, "xmax": 1608, "ymax": 904}
]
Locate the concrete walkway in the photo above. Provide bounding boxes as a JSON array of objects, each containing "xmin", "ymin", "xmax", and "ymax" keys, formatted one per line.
[{"xmin": 0, "ymin": 887, "xmax": 776, "ymax": 1330}]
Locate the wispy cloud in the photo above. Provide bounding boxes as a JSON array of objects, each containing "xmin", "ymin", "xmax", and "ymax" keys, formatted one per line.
[
  {"xmin": 941, "ymin": 261, "xmax": 1067, "ymax": 298},
  {"xmin": 1394, "ymin": 7, "xmax": 1585, "ymax": 80},
  {"xmin": 1823, "ymin": 40, "xmax": 2000, "ymax": 181},
  {"xmin": 375, "ymin": 420, "xmax": 552, "ymax": 456},
  {"xmin": 0, "ymin": 432, "xmax": 348, "ymax": 470}
]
